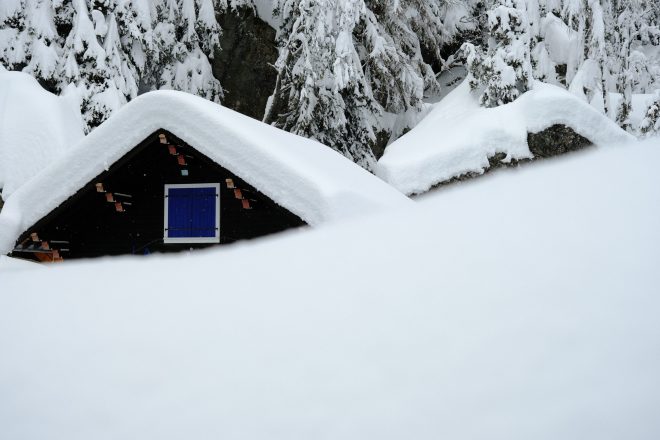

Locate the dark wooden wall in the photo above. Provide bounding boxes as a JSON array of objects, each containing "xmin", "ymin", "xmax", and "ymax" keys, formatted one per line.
[{"xmin": 12, "ymin": 131, "xmax": 305, "ymax": 260}]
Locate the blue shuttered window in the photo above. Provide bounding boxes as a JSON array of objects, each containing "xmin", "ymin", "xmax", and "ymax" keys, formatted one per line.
[{"xmin": 164, "ymin": 184, "xmax": 220, "ymax": 243}]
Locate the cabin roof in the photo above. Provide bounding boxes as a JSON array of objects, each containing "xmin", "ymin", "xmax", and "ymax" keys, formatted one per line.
[{"xmin": 0, "ymin": 90, "xmax": 411, "ymax": 254}]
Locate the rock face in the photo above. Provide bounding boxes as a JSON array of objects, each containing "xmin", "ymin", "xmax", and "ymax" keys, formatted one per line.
[
  {"xmin": 527, "ymin": 124, "xmax": 592, "ymax": 158},
  {"xmin": 214, "ymin": 8, "xmax": 278, "ymax": 120}
]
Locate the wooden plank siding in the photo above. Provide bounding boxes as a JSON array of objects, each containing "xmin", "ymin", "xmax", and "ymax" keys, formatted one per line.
[{"xmin": 11, "ymin": 130, "xmax": 306, "ymax": 260}]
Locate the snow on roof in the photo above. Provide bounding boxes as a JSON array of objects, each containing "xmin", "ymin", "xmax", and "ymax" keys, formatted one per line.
[
  {"xmin": 1, "ymin": 139, "xmax": 659, "ymax": 439},
  {"xmin": 0, "ymin": 69, "xmax": 84, "ymax": 198},
  {"xmin": 376, "ymin": 80, "xmax": 636, "ymax": 195},
  {"xmin": 0, "ymin": 90, "xmax": 410, "ymax": 253}
]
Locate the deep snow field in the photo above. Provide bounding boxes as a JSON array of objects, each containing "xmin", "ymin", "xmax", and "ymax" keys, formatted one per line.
[{"xmin": 1, "ymin": 138, "xmax": 659, "ymax": 439}]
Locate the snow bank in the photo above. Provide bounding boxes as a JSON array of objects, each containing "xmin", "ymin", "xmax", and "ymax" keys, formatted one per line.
[
  {"xmin": 0, "ymin": 139, "xmax": 659, "ymax": 439},
  {"xmin": 0, "ymin": 90, "xmax": 410, "ymax": 253},
  {"xmin": 0, "ymin": 69, "xmax": 84, "ymax": 198},
  {"xmin": 376, "ymin": 80, "xmax": 635, "ymax": 195}
]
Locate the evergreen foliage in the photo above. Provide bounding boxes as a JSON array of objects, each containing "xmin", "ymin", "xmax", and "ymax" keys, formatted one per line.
[
  {"xmin": 463, "ymin": 0, "xmax": 533, "ymax": 108},
  {"xmin": 264, "ymin": 0, "xmax": 480, "ymax": 168},
  {"xmin": 0, "ymin": 0, "xmax": 222, "ymax": 132},
  {"xmin": 154, "ymin": 0, "xmax": 222, "ymax": 102},
  {"xmin": 264, "ymin": 0, "xmax": 378, "ymax": 170},
  {"xmin": 640, "ymin": 91, "xmax": 660, "ymax": 136},
  {"xmin": 1, "ymin": 0, "xmax": 660, "ymax": 163}
]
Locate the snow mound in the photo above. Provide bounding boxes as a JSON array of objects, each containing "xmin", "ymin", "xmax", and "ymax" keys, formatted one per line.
[
  {"xmin": 0, "ymin": 90, "xmax": 410, "ymax": 253},
  {"xmin": 0, "ymin": 139, "xmax": 659, "ymax": 439},
  {"xmin": 376, "ymin": 80, "xmax": 635, "ymax": 195},
  {"xmin": 0, "ymin": 69, "xmax": 84, "ymax": 198}
]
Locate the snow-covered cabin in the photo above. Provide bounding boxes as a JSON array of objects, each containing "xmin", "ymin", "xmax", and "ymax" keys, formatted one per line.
[
  {"xmin": 377, "ymin": 81, "xmax": 636, "ymax": 195},
  {"xmin": 0, "ymin": 68, "xmax": 84, "ymax": 200},
  {"xmin": 0, "ymin": 91, "xmax": 410, "ymax": 262}
]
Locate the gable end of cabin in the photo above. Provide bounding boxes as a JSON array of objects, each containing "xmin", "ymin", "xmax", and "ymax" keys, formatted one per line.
[{"xmin": 10, "ymin": 130, "xmax": 306, "ymax": 262}]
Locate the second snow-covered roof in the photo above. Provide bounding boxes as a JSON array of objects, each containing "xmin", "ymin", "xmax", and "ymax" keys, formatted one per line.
[
  {"xmin": 0, "ymin": 90, "xmax": 411, "ymax": 253},
  {"xmin": 376, "ymin": 81, "xmax": 636, "ymax": 195}
]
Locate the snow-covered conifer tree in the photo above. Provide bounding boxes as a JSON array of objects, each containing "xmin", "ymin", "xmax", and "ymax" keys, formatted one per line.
[
  {"xmin": 56, "ymin": 0, "xmax": 119, "ymax": 131},
  {"xmin": 265, "ymin": 0, "xmax": 486, "ymax": 167},
  {"xmin": 335, "ymin": 0, "xmax": 380, "ymax": 168},
  {"xmin": 153, "ymin": 0, "xmax": 223, "ymax": 102},
  {"xmin": 609, "ymin": 0, "xmax": 645, "ymax": 131},
  {"xmin": 463, "ymin": 0, "xmax": 533, "ymax": 108},
  {"xmin": 265, "ymin": 0, "xmax": 378, "ymax": 170},
  {"xmin": 561, "ymin": 0, "xmax": 611, "ymax": 114},
  {"xmin": 0, "ymin": 0, "xmax": 28, "ymax": 70},
  {"xmin": 528, "ymin": 0, "xmax": 560, "ymax": 84},
  {"xmin": 1, "ymin": 0, "xmax": 62, "ymax": 89},
  {"xmin": 362, "ymin": 0, "xmax": 475, "ymax": 110},
  {"xmin": 370, "ymin": 0, "xmax": 443, "ymax": 95},
  {"xmin": 23, "ymin": 0, "xmax": 60, "ymax": 87},
  {"xmin": 356, "ymin": 7, "xmax": 425, "ymax": 114},
  {"xmin": 640, "ymin": 92, "xmax": 660, "ymax": 136},
  {"xmin": 1, "ymin": 0, "xmax": 227, "ymax": 133},
  {"xmin": 521, "ymin": 0, "xmax": 660, "ymax": 121},
  {"xmin": 108, "ymin": 0, "xmax": 155, "ymax": 92}
]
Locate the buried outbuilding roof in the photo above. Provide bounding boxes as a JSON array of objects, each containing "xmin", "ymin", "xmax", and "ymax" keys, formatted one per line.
[
  {"xmin": 376, "ymin": 80, "xmax": 636, "ymax": 195},
  {"xmin": 0, "ymin": 90, "xmax": 411, "ymax": 254}
]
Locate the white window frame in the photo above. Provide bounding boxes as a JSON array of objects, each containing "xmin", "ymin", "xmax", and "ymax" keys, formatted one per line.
[{"xmin": 163, "ymin": 183, "xmax": 220, "ymax": 244}]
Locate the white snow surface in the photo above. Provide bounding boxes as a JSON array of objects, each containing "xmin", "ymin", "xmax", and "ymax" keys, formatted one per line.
[
  {"xmin": 0, "ymin": 69, "xmax": 84, "ymax": 197},
  {"xmin": 377, "ymin": 80, "xmax": 635, "ymax": 195},
  {"xmin": 1, "ymin": 139, "xmax": 659, "ymax": 439},
  {"xmin": 0, "ymin": 90, "xmax": 410, "ymax": 253}
]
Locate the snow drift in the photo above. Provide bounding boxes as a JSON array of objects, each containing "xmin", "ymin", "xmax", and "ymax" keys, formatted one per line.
[
  {"xmin": 376, "ymin": 80, "xmax": 635, "ymax": 195},
  {"xmin": 0, "ymin": 139, "xmax": 659, "ymax": 440},
  {"xmin": 0, "ymin": 68, "xmax": 84, "ymax": 198}
]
